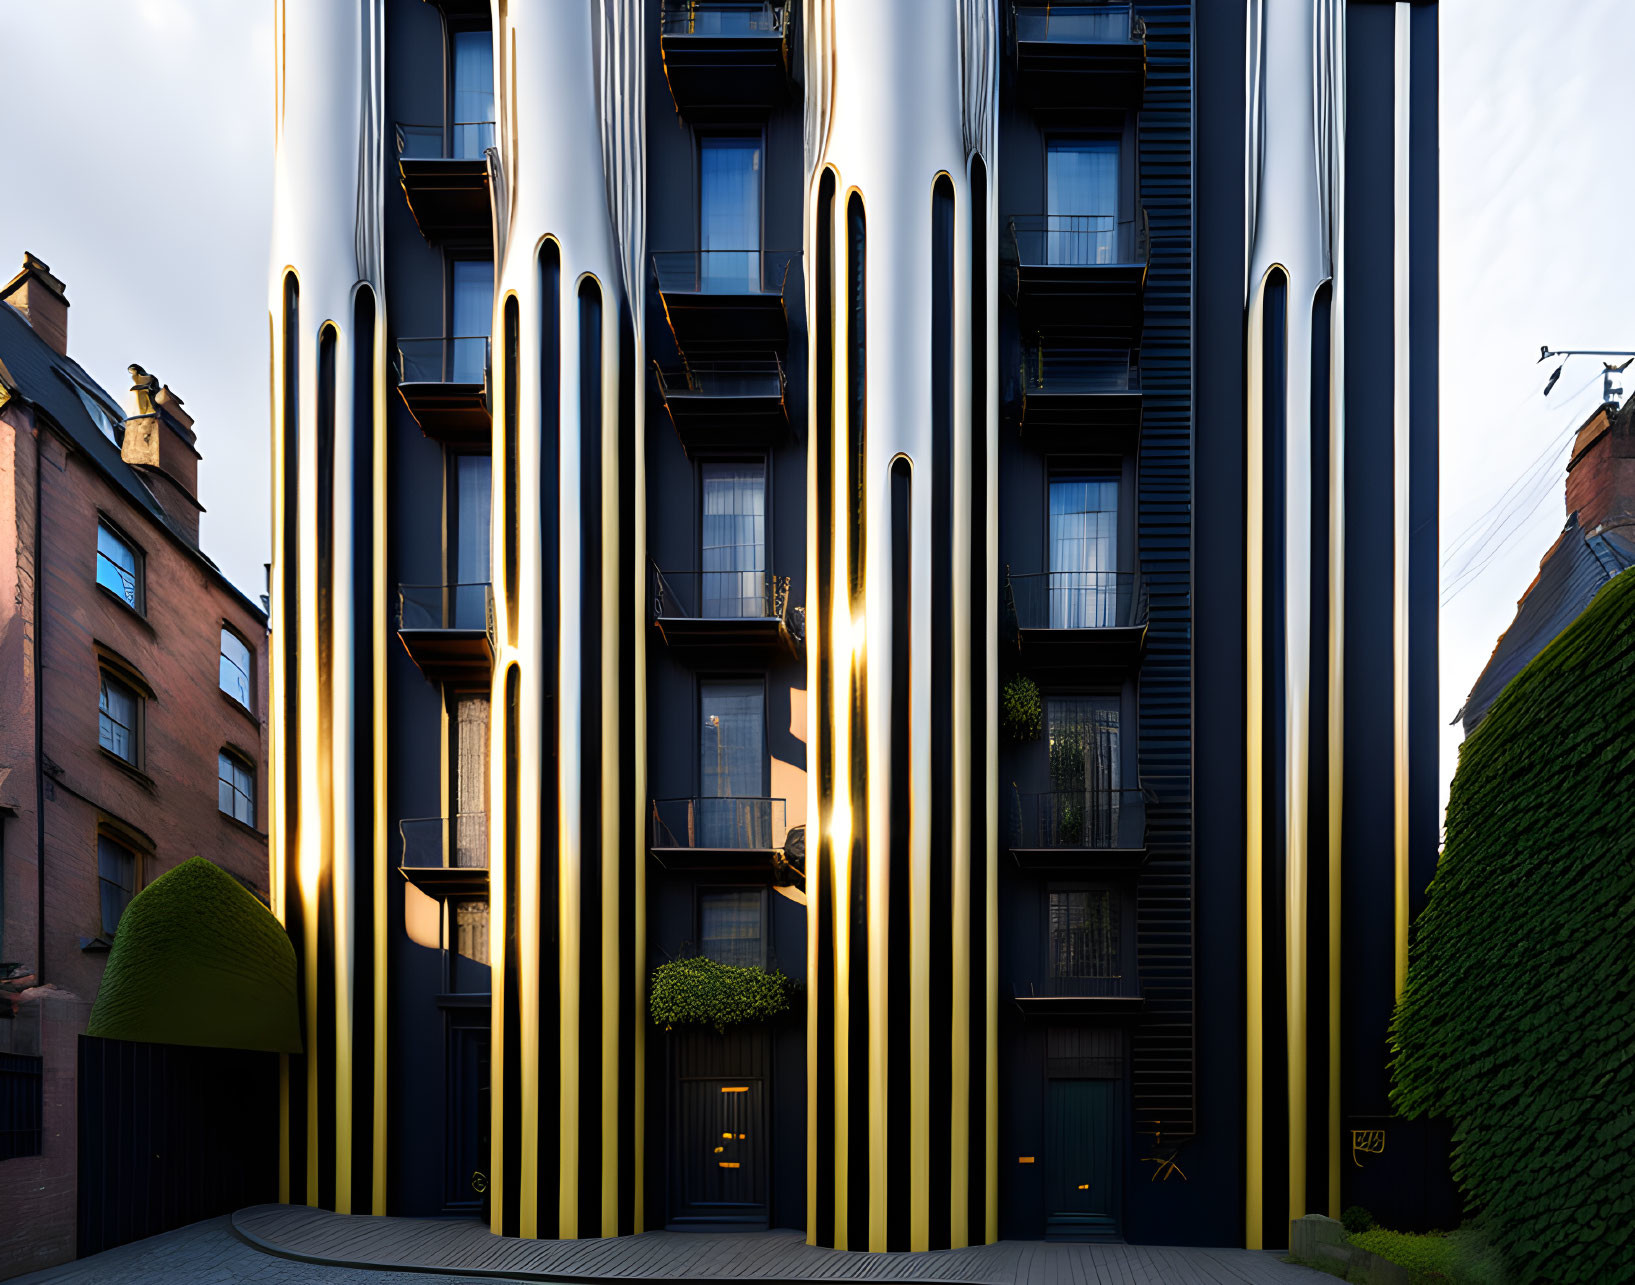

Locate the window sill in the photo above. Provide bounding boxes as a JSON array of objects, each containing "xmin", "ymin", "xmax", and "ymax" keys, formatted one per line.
[
  {"xmin": 220, "ymin": 811, "xmax": 268, "ymax": 843},
  {"xmin": 220, "ymin": 688, "xmax": 259, "ymax": 727},
  {"xmin": 98, "ymin": 747, "xmax": 156, "ymax": 792},
  {"xmin": 95, "ymin": 583, "xmax": 152, "ymax": 630},
  {"xmin": 79, "ymin": 936, "xmax": 113, "ymax": 953}
]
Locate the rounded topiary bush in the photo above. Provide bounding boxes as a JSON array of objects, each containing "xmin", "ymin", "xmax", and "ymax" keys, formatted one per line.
[
  {"xmin": 1391, "ymin": 569, "xmax": 1635, "ymax": 1283},
  {"xmin": 649, "ymin": 956, "xmax": 791, "ymax": 1033}
]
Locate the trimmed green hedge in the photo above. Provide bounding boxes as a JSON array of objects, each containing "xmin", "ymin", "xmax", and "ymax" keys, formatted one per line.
[
  {"xmin": 1391, "ymin": 569, "xmax": 1635, "ymax": 1283},
  {"xmin": 649, "ymin": 956, "xmax": 791, "ymax": 1033}
]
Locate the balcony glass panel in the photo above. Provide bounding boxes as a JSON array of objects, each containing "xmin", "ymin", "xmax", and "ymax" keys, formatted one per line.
[
  {"xmin": 398, "ymin": 582, "xmax": 495, "ymax": 634},
  {"xmin": 652, "ymin": 250, "xmax": 795, "ymax": 296},
  {"xmin": 397, "ymin": 337, "xmax": 491, "ymax": 385},
  {"xmin": 658, "ymin": 360, "xmax": 785, "ymax": 400},
  {"xmin": 651, "ymin": 798, "xmax": 788, "ymax": 850},
  {"xmin": 400, "ymin": 813, "xmax": 490, "ymax": 869},
  {"xmin": 662, "ymin": 1, "xmax": 785, "ymax": 35},
  {"xmin": 1016, "ymin": 2, "xmax": 1133, "ymax": 43},
  {"xmin": 1025, "ymin": 347, "xmax": 1137, "ymax": 394},
  {"xmin": 395, "ymin": 121, "xmax": 495, "ymax": 161}
]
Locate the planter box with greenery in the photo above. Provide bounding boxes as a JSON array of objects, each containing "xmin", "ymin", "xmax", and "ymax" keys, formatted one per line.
[{"xmin": 649, "ymin": 955, "xmax": 792, "ymax": 1033}]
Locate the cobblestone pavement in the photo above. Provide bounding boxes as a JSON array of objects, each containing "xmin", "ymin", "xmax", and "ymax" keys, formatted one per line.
[{"xmin": 7, "ymin": 1216, "xmax": 526, "ymax": 1285}]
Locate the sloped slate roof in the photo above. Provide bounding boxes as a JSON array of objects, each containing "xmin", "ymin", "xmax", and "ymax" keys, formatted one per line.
[
  {"xmin": 1459, "ymin": 511, "xmax": 1635, "ymax": 734},
  {"xmin": 0, "ymin": 300, "xmax": 264, "ymax": 620}
]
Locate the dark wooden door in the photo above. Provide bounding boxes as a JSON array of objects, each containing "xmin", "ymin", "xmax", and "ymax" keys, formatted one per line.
[
  {"xmin": 1044, "ymin": 1077, "xmax": 1123, "ymax": 1241},
  {"xmin": 669, "ymin": 1028, "xmax": 769, "ymax": 1227},
  {"xmin": 445, "ymin": 1020, "xmax": 491, "ymax": 1213}
]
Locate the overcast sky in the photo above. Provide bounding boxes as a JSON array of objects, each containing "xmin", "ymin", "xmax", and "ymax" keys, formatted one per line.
[{"xmin": 1, "ymin": 1, "xmax": 1629, "ymax": 817}]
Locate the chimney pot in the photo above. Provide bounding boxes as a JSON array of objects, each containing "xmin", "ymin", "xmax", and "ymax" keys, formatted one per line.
[{"xmin": 1, "ymin": 252, "xmax": 70, "ymax": 356}]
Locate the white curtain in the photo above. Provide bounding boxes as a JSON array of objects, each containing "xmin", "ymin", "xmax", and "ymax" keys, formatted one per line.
[
  {"xmin": 452, "ymin": 30, "xmax": 494, "ymax": 158},
  {"xmin": 701, "ymin": 136, "xmax": 762, "ymax": 291},
  {"xmin": 700, "ymin": 681, "xmax": 767, "ymax": 846},
  {"xmin": 702, "ymin": 463, "xmax": 766, "ymax": 618},
  {"xmin": 1046, "ymin": 138, "xmax": 1119, "ymax": 264},
  {"xmin": 1048, "ymin": 474, "xmax": 1119, "ymax": 628}
]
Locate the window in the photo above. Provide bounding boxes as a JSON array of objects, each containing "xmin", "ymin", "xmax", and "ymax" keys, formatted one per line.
[
  {"xmin": 98, "ymin": 671, "xmax": 139, "ymax": 764},
  {"xmin": 220, "ymin": 629, "xmax": 252, "ymax": 710},
  {"xmin": 1046, "ymin": 138, "xmax": 1120, "ymax": 265},
  {"xmin": 450, "ymin": 259, "xmax": 493, "ymax": 383},
  {"xmin": 700, "ymin": 889, "xmax": 765, "ymax": 967},
  {"xmin": 453, "ymin": 695, "xmax": 490, "ymax": 869},
  {"xmin": 95, "ymin": 521, "xmax": 141, "ymax": 610},
  {"xmin": 0, "ymin": 1054, "xmax": 44, "ymax": 1161},
  {"xmin": 1046, "ymin": 695, "xmax": 1121, "ymax": 846},
  {"xmin": 699, "ymin": 680, "xmax": 768, "ymax": 847},
  {"xmin": 452, "ymin": 454, "xmax": 492, "ymax": 629},
  {"xmin": 97, "ymin": 834, "xmax": 137, "ymax": 935},
  {"xmin": 450, "ymin": 29, "xmax": 494, "ymax": 158},
  {"xmin": 701, "ymin": 462, "xmax": 766, "ymax": 618},
  {"xmin": 449, "ymin": 897, "xmax": 490, "ymax": 993},
  {"xmin": 1048, "ymin": 888, "xmax": 1121, "ymax": 985},
  {"xmin": 1048, "ymin": 472, "xmax": 1119, "ymax": 628},
  {"xmin": 700, "ymin": 135, "xmax": 762, "ymax": 292},
  {"xmin": 218, "ymin": 751, "xmax": 255, "ymax": 827}
]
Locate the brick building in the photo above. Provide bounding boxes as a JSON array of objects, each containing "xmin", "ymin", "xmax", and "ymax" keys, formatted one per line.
[{"xmin": 0, "ymin": 253, "xmax": 270, "ymax": 1278}]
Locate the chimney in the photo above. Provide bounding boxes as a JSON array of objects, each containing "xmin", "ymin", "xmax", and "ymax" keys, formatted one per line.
[
  {"xmin": 122, "ymin": 364, "xmax": 204, "ymax": 546},
  {"xmin": 1564, "ymin": 400, "xmax": 1635, "ymax": 539},
  {"xmin": 1, "ymin": 253, "xmax": 70, "ymax": 356}
]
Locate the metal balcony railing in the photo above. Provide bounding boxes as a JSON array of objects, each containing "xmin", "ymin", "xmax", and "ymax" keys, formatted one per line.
[
  {"xmin": 1005, "ymin": 570, "xmax": 1145, "ymax": 631},
  {"xmin": 397, "ymin": 336, "xmax": 491, "ymax": 387},
  {"xmin": 1014, "ymin": 2, "xmax": 1143, "ymax": 44},
  {"xmin": 1008, "ymin": 211, "xmax": 1149, "ymax": 268},
  {"xmin": 660, "ymin": 0, "xmax": 788, "ymax": 35},
  {"xmin": 1022, "ymin": 347, "xmax": 1140, "ymax": 395},
  {"xmin": 397, "ymin": 582, "xmax": 496, "ymax": 639},
  {"xmin": 1010, "ymin": 788, "xmax": 1147, "ymax": 850},
  {"xmin": 652, "ymin": 250, "xmax": 796, "ymax": 296},
  {"xmin": 654, "ymin": 358, "xmax": 786, "ymax": 401},
  {"xmin": 651, "ymin": 797, "xmax": 788, "ymax": 850},
  {"xmin": 399, "ymin": 813, "xmax": 489, "ymax": 870},
  {"xmin": 395, "ymin": 120, "xmax": 496, "ymax": 162},
  {"xmin": 651, "ymin": 564, "xmax": 803, "ymax": 639}
]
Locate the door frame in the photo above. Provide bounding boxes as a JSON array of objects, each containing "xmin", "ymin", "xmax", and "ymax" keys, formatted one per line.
[{"xmin": 1040, "ymin": 1030, "xmax": 1131, "ymax": 1241}]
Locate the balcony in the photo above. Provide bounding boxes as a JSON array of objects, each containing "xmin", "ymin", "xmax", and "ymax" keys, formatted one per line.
[
  {"xmin": 1003, "ymin": 569, "xmax": 1147, "ymax": 673},
  {"xmin": 653, "ymin": 251, "xmax": 796, "ymax": 358},
  {"xmin": 650, "ymin": 563, "xmax": 803, "ymax": 660},
  {"xmin": 1018, "ymin": 347, "xmax": 1141, "ymax": 451},
  {"xmin": 397, "ymin": 337, "xmax": 491, "ymax": 447},
  {"xmin": 1006, "ymin": 212, "xmax": 1149, "ymax": 343},
  {"xmin": 660, "ymin": 1, "xmax": 791, "ymax": 113},
  {"xmin": 397, "ymin": 583, "xmax": 495, "ymax": 684},
  {"xmin": 395, "ymin": 121, "xmax": 495, "ymax": 244},
  {"xmin": 1012, "ymin": 3, "xmax": 1147, "ymax": 110},
  {"xmin": 398, "ymin": 813, "xmax": 489, "ymax": 898},
  {"xmin": 654, "ymin": 359, "xmax": 789, "ymax": 455},
  {"xmin": 1007, "ymin": 788, "xmax": 1149, "ymax": 869},
  {"xmin": 649, "ymin": 796, "xmax": 789, "ymax": 873}
]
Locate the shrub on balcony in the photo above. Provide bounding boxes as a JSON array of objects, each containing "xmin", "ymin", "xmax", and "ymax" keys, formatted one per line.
[
  {"xmin": 1002, "ymin": 674, "xmax": 1042, "ymax": 742},
  {"xmin": 1391, "ymin": 568, "xmax": 1635, "ymax": 1284},
  {"xmin": 649, "ymin": 955, "xmax": 791, "ymax": 1033}
]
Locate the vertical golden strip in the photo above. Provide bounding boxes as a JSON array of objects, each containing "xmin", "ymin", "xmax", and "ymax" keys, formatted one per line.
[
  {"xmin": 372, "ymin": 304, "xmax": 390, "ymax": 1215},
  {"xmin": 600, "ymin": 300, "xmax": 621, "ymax": 1239},
  {"xmin": 983, "ymin": 179, "xmax": 999, "ymax": 1247},
  {"xmin": 296, "ymin": 315, "xmax": 320, "ymax": 1211},
  {"xmin": 1391, "ymin": 2, "xmax": 1412, "ymax": 1002},
  {"xmin": 304, "ymin": 887, "xmax": 319, "ymax": 1205},
  {"xmin": 829, "ymin": 198, "xmax": 851, "ymax": 1252},
  {"xmin": 487, "ymin": 295, "xmax": 513, "ymax": 1237},
  {"xmin": 268, "ymin": 305, "xmax": 291, "ymax": 1205},
  {"xmin": 632, "ymin": 306, "xmax": 648, "ymax": 1235},
  {"xmin": 804, "ymin": 177, "xmax": 824, "ymax": 1248},
  {"xmin": 332, "ymin": 325, "xmax": 354, "ymax": 1217},
  {"xmin": 1327, "ymin": 293, "xmax": 1345, "ymax": 1221},
  {"xmin": 1244, "ymin": 276, "xmax": 1267, "ymax": 1251}
]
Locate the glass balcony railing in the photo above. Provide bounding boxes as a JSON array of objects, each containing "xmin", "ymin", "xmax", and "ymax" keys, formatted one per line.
[
  {"xmin": 1009, "ymin": 212, "xmax": 1149, "ymax": 268},
  {"xmin": 1023, "ymin": 348, "xmax": 1139, "ymax": 395},
  {"xmin": 399, "ymin": 813, "xmax": 489, "ymax": 870},
  {"xmin": 651, "ymin": 564, "xmax": 802, "ymax": 637},
  {"xmin": 396, "ymin": 120, "xmax": 496, "ymax": 162},
  {"xmin": 397, "ymin": 582, "xmax": 495, "ymax": 638},
  {"xmin": 1014, "ymin": 2, "xmax": 1139, "ymax": 44},
  {"xmin": 654, "ymin": 359, "xmax": 786, "ymax": 401},
  {"xmin": 1005, "ymin": 570, "xmax": 1145, "ymax": 631},
  {"xmin": 660, "ymin": 0, "xmax": 787, "ymax": 36},
  {"xmin": 652, "ymin": 250, "xmax": 796, "ymax": 296},
  {"xmin": 650, "ymin": 797, "xmax": 788, "ymax": 850},
  {"xmin": 1010, "ymin": 788, "xmax": 1146, "ymax": 850},
  {"xmin": 397, "ymin": 336, "xmax": 491, "ymax": 387}
]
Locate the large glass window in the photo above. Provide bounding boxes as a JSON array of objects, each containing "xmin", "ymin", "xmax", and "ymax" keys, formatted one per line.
[
  {"xmin": 220, "ymin": 629, "xmax": 252, "ymax": 710},
  {"xmin": 451, "ymin": 259, "xmax": 493, "ymax": 384},
  {"xmin": 701, "ymin": 462, "xmax": 766, "ymax": 618},
  {"xmin": 451, "ymin": 29, "xmax": 494, "ymax": 158},
  {"xmin": 98, "ymin": 672, "xmax": 139, "ymax": 764},
  {"xmin": 700, "ymin": 889, "xmax": 765, "ymax": 967},
  {"xmin": 453, "ymin": 454, "xmax": 492, "ymax": 629},
  {"xmin": 1048, "ymin": 473, "xmax": 1119, "ymax": 628},
  {"xmin": 1046, "ymin": 695, "xmax": 1121, "ymax": 847},
  {"xmin": 1048, "ymin": 888, "xmax": 1120, "ymax": 984},
  {"xmin": 699, "ymin": 680, "xmax": 767, "ymax": 847},
  {"xmin": 97, "ymin": 834, "xmax": 137, "ymax": 936},
  {"xmin": 218, "ymin": 751, "xmax": 255, "ymax": 826},
  {"xmin": 1046, "ymin": 138, "xmax": 1120, "ymax": 265},
  {"xmin": 96, "ymin": 521, "xmax": 140, "ymax": 610},
  {"xmin": 700, "ymin": 135, "xmax": 762, "ymax": 292},
  {"xmin": 454, "ymin": 695, "xmax": 490, "ymax": 869}
]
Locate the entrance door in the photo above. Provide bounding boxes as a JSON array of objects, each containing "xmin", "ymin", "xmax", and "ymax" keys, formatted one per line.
[
  {"xmin": 669, "ymin": 1027, "xmax": 769, "ymax": 1227},
  {"xmin": 1044, "ymin": 1078, "xmax": 1123, "ymax": 1240},
  {"xmin": 445, "ymin": 1018, "xmax": 492, "ymax": 1213}
]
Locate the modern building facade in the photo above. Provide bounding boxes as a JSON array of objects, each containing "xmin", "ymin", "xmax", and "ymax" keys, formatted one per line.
[
  {"xmin": 0, "ymin": 253, "xmax": 271, "ymax": 1278},
  {"xmin": 269, "ymin": 0, "xmax": 1442, "ymax": 1251}
]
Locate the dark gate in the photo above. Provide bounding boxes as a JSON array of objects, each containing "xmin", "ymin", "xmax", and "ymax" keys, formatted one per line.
[
  {"xmin": 669, "ymin": 1027, "xmax": 769, "ymax": 1229},
  {"xmin": 77, "ymin": 1035, "xmax": 278, "ymax": 1257}
]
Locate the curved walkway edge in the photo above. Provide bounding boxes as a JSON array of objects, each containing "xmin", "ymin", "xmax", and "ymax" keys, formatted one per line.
[{"xmin": 231, "ymin": 1205, "xmax": 1324, "ymax": 1285}]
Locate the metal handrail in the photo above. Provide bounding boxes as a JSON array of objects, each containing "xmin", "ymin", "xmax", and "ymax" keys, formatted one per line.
[
  {"xmin": 397, "ymin": 582, "xmax": 496, "ymax": 640},
  {"xmin": 1004, "ymin": 568, "xmax": 1147, "ymax": 631},
  {"xmin": 654, "ymin": 358, "xmax": 786, "ymax": 400},
  {"xmin": 397, "ymin": 336, "xmax": 491, "ymax": 386},
  {"xmin": 650, "ymin": 797, "xmax": 789, "ymax": 849},
  {"xmin": 399, "ymin": 813, "xmax": 490, "ymax": 869},
  {"xmin": 1022, "ymin": 347, "xmax": 1140, "ymax": 394},
  {"xmin": 1007, "ymin": 210, "xmax": 1150, "ymax": 268},
  {"xmin": 659, "ymin": 0, "xmax": 788, "ymax": 36},
  {"xmin": 651, "ymin": 563, "xmax": 803, "ymax": 639},
  {"xmin": 395, "ymin": 120, "xmax": 497, "ymax": 162},
  {"xmin": 1009, "ymin": 787, "xmax": 1147, "ymax": 850},
  {"xmin": 651, "ymin": 250, "xmax": 798, "ymax": 296},
  {"xmin": 1013, "ymin": 2, "xmax": 1144, "ymax": 45}
]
